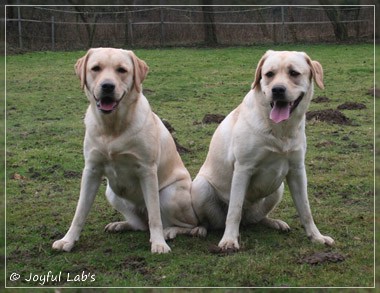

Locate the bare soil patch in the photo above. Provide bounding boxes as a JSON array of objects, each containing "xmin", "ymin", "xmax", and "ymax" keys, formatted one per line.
[
  {"xmin": 313, "ymin": 96, "xmax": 331, "ymax": 103},
  {"xmin": 161, "ymin": 119, "xmax": 190, "ymax": 154},
  {"xmin": 337, "ymin": 102, "xmax": 366, "ymax": 110},
  {"xmin": 298, "ymin": 251, "xmax": 345, "ymax": 265},
  {"xmin": 306, "ymin": 109, "xmax": 352, "ymax": 125},
  {"xmin": 202, "ymin": 114, "xmax": 226, "ymax": 124}
]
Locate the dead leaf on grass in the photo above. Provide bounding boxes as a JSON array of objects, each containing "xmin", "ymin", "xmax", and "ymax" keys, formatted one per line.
[{"xmin": 11, "ymin": 173, "xmax": 27, "ymax": 180}]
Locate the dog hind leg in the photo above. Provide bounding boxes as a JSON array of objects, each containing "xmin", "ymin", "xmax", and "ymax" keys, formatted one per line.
[
  {"xmin": 104, "ymin": 185, "xmax": 148, "ymax": 232},
  {"xmin": 244, "ymin": 183, "xmax": 290, "ymax": 232},
  {"xmin": 160, "ymin": 180, "xmax": 207, "ymax": 240},
  {"xmin": 191, "ymin": 175, "xmax": 226, "ymax": 230}
]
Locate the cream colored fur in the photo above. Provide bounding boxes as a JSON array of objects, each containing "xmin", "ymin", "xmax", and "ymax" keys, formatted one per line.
[
  {"xmin": 191, "ymin": 50, "xmax": 334, "ymax": 251},
  {"xmin": 52, "ymin": 48, "xmax": 205, "ymax": 254}
]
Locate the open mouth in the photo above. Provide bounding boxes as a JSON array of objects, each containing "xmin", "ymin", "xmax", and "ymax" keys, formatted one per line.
[
  {"xmin": 93, "ymin": 92, "xmax": 126, "ymax": 114},
  {"xmin": 96, "ymin": 97, "xmax": 118, "ymax": 114},
  {"xmin": 269, "ymin": 93, "xmax": 304, "ymax": 124}
]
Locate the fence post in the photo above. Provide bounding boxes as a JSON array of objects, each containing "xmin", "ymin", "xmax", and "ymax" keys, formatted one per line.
[
  {"xmin": 17, "ymin": 5, "xmax": 22, "ymax": 49},
  {"xmin": 51, "ymin": 16, "xmax": 55, "ymax": 51}
]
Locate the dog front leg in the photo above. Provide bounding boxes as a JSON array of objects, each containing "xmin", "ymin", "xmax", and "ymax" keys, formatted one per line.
[
  {"xmin": 52, "ymin": 167, "xmax": 102, "ymax": 252},
  {"xmin": 219, "ymin": 165, "xmax": 252, "ymax": 251},
  {"xmin": 140, "ymin": 170, "xmax": 171, "ymax": 254},
  {"xmin": 287, "ymin": 166, "xmax": 334, "ymax": 246}
]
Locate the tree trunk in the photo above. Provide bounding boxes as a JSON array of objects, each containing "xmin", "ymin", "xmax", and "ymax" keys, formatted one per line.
[
  {"xmin": 68, "ymin": 2, "xmax": 99, "ymax": 48},
  {"xmin": 320, "ymin": 1, "xmax": 348, "ymax": 41},
  {"xmin": 288, "ymin": 7, "xmax": 298, "ymax": 43},
  {"xmin": 202, "ymin": 1, "xmax": 217, "ymax": 46},
  {"xmin": 87, "ymin": 14, "xmax": 99, "ymax": 48}
]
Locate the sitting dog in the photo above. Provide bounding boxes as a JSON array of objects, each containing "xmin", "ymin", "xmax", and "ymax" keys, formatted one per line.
[
  {"xmin": 52, "ymin": 48, "xmax": 204, "ymax": 254},
  {"xmin": 191, "ymin": 50, "xmax": 334, "ymax": 251}
]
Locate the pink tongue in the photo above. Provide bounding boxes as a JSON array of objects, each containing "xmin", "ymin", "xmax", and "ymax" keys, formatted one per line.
[
  {"xmin": 270, "ymin": 102, "xmax": 291, "ymax": 123},
  {"xmin": 100, "ymin": 101, "xmax": 117, "ymax": 111}
]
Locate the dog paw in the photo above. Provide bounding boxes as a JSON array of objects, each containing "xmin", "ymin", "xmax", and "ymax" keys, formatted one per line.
[
  {"xmin": 261, "ymin": 217, "xmax": 291, "ymax": 232},
  {"xmin": 104, "ymin": 221, "xmax": 131, "ymax": 233},
  {"xmin": 52, "ymin": 239, "xmax": 75, "ymax": 252},
  {"xmin": 310, "ymin": 234, "xmax": 335, "ymax": 246},
  {"xmin": 190, "ymin": 226, "xmax": 207, "ymax": 237},
  {"xmin": 218, "ymin": 238, "xmax": 240, "ymax": 252},
  {"xmin": 163, "ymin": 227, "xmax": 178, "ymax": 240},
  {"xmin": 151, "ymin": 242, "xmax": 171, "ymax": 254}
]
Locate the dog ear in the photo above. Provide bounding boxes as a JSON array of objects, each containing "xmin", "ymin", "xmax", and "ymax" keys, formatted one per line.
[
  {"xmin": 130, "ymin": 52, "xmax": 149, "ymax": 93},
  {"xmin": 251, "ymin": 51, "xmax": 272, "ymax": 89},
  {"xmin": 305, "ymin": 55, "xmax": 324, "ymax": 90},
  {"xmin": 75, "ymin": 49, "xmax": 92, "ymax": 90},
  {"xmin": 310, "ymin": 60, "xmax": 324, "ymax": 90}
]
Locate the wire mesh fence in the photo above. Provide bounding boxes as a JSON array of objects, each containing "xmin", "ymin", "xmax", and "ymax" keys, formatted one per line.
[{"xmin": 5, "ymin": 6, "xmax": 374, "ymax": 52}]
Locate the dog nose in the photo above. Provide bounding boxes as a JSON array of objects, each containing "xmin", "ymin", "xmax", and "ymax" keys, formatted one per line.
[
  {"xmin": 272, "ymin": 85, "xmax": 286, "ymax": 97},
  {"xmin": 101, "ymin": 82, "xmax": 115, "ymax": 93}
]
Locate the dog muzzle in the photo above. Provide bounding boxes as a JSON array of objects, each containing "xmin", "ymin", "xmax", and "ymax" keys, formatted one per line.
[
  {"xmin": 269, "ymin": 93, "xmax": 304, "ymax": 123},
  {"xmin": 93, "ymin": 91, "xmax": 126, "ymax": 114}
]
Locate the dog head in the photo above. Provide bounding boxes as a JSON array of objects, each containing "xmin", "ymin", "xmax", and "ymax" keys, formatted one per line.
[
  {"xmin": 75, "ymin": 48, "xmax": 149, "ymax": 114},
  {"xmin": 252, "ymin": 50, "xmax": 324, "ymax": 124}
]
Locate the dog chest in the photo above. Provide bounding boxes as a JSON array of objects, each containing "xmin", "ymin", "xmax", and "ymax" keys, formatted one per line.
[
  {"xmin": 103, "ymin": 156, "xmax": 145, "ymax": 204},
  {"xmin": 247, "ymin": 155, "xmax": 290, "ymax": 199}
]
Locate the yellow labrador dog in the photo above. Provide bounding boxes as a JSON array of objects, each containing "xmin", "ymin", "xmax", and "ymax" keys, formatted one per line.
[
  {"xmin": 191, "ymin": 50, "xmax": 334, "ymax": 251},
  {"xmin": 52, "ymin": 48, "xmax": 204, "ymax": 254}
]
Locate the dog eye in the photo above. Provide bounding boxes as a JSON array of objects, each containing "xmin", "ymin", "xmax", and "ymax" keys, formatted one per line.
[
  {"xmin": 265, "ymin": 71, "xmax": 274, "ymax": 78},
  {"xmin": 91, "ymin": 66, "xmax": 101, "ymax": 72},
  {"xmin": 290, "ymin": 70, "xmax": 300, "ymax": 77},
  {"xmin": 117, "ymin": 67, "xmax": 127, "ymax": 74}
]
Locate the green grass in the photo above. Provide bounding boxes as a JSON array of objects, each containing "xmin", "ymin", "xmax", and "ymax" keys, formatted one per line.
[{"xmin": 5, "ymin": 44, "xmax": 374, "ymax": 289}]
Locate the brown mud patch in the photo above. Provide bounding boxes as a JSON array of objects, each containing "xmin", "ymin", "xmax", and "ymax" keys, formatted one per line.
[{"xmin": 306, "ymin": 109, "xmax": 352, "ymax": 125}]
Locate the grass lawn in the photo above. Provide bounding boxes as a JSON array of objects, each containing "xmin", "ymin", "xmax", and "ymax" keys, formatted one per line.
[{"xmin": 5, "ymin": 44, "xmax": 375, "ymax": 289}]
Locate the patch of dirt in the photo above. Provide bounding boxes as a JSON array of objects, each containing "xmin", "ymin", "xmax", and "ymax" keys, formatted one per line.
[
  {"xmin": 306, "ymin": 109, "xmax": 351, "ymax": 125},
  {"xmin": 315, "ymin": 140, "xmax": 336, "ymax": 148},
  {"xmin": 313, "ymin": 96, "xmax": 331, "ymax": 103},
  {"xmin": 122, "ymin": 256, "xmax": 151, "ymax": 275},
  {"xmin": 63, "ymin": 170, "xmax": 82, "ymax": 178},
  {"xmin": 173, "ymin": 137, "xmax": 191, "ymax": 154},
  {"xmin": 50, "ymin": 229, "xmax": 64, "ymax": 240},
  {"xmin": 103, "ymin": 248, "xmax": 113, "ymax": 254},
  {"xmin": 160, "ymin": 118, "xmax": 190, "ymax": 154},
  {"xmin": 28, "ymin": 170, "xmax": 42, "ymax": 179},
  {"xmin": 298, "ymin": 251, "xmax": 345, "ymax": 265},
  {"xmin": 202, "ymin": 113, "xmax": 226, "ymax": 124},
  {"xmin": 337, "ymin": 102, "xmax": 366, "ymax": 110},
  {"xmin": 161, "ymin": 118, "xmax": 175, "ymax": 133},
  {"xmin": 208, "ymin": 244, "xmax": 240, "ymax": 256},
  {"xmin": 28, "ymin": 165, "xmax": 62, "ymax": 180}
]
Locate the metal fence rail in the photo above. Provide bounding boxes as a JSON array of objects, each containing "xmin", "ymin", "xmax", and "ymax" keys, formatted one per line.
[{"xmin": 5, "ymin": 6, "xmax": 375, "ymax": 52}]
